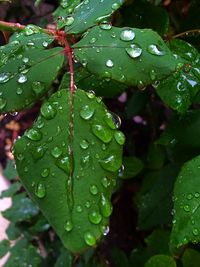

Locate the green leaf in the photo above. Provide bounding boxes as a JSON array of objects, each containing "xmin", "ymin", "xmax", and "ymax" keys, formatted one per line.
[
  {"xmin": 0, "ymin": 42, "xmax": 64, "ymax": 113},
  {"xmin": 64, "ymin": 0, "xmax": 124, "ymax": 34},
  {"xmin": 4, "ymin": 238, "xmax": 42, "ymax": 267},
  {"xmin": 145, "ymin": 229, "xmax": 170, "ymax": 255},
  {"xmin": 155, "ymin": 39, "xmax": 200, "ymax": 113},
  {"xmin": 54, "ymin": 248, "xmax": 73, "ymax": 267},
  {"xmin": 137, "ymin": 164, "xmax": 180, "ymax": 229},
  {"xmin": 144, "ymin": 255, "xmax": 176, "ymax": 267},
  {"xmin": 73, "ymin": 26, "xmax": 181, "ymax": 87},
  {"xmin": 3, "ymin": 160, "xmax": 18, "ymax": 180},
  {"xmin": 146, "ymin": 144, "xmax": 165, "ymax": 170},
  {"xmin": 121, "ymin": 156, "xmax": 144, "ymax": 179},
  {"xmin": 0, "ymin": 182, "xmax": 21, "ymax": 198},
  {"xmin": 0, "ymin": 239, "xmax": 10, "ymax": 258},
  {"xmin": 6, "ymin": 223, "xmax": 21, "ymax": 240},
  {"xmin": 111, "ymin": 247, "xmax": 130, "ymax": 267},
  {"xmin": 2, "ymin": 193, "xmax": 39, "ymax": 223},
  {"xmin": 170, "ymin": 155, "xmax": 200, "ymax": 250},
  {"xmin": 182, "ymin": 249, "xmax": 200, "ymax": 267},
  {"xmin": 30, "ymin": 215, "xmax": 50, "ymax": 233},
  {"xmin": 14, "ymin": 89, "xmax": 124, "ymax": 253}
]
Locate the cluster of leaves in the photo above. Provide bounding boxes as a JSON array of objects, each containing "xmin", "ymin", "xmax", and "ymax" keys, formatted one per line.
[{"xmin": 0, "ymin": 0, "xmax": 200, "ymax": 266}]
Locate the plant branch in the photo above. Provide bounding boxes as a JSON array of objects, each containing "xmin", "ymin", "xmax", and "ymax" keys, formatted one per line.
[{"xmin": 173, "ymin": 29, "xmax": 200, "ymax": 39}]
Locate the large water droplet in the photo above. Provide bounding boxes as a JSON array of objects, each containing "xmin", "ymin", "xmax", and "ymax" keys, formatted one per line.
[
  {"xmin": 80, "ymin": 105, "xmax": 95, "ymax": 120},
  {"xmin": 64, "ymin": 220, "xmax": 73, "ymax": 232},
  {"xmin": 80, "ymin": 139, "xmax": 89, "ymax": 149},
  {"xmin": 0, "ymin": 97, "xmax": 7, "ymax": 110},
  {"xmin": 0, "ymin": 72, "xmax": 10, "ymax": 83},
  {"xmin": 90, "ymin": 184, "xmax": 98, "ymax": 195},
  {"xmin": 25, "ymin": 129, "xmax": 42, "ymax": 141},
  {"xmin": 114, "ymin": 131, "xmax": 125, "ymax": 145},
  {"xmin": 120, "ymin": 29, "xmax": 135, "ymax": 41},
  {"xmin": 99, "ymin": 154, "xmax": 121, "ymax": 172},
  {"xmin": 100, "ymin": 193, "xmax": 113, "ymax": 217},
  {"xmin": 126, "ymin": 44, "xmax": 142, "ymax": 58},
  {"xmin": 105, "ymin": 112, "xmax": 116, "ymax": 129},
  {"xmin": 92, "ymin": 124, "xmax": 112, "ymax": 143},
  {"xmin": 89, "ymin": 211, "xmax": 102, "ymax": 224},
  {"xmin": 148, "ymin": 44, "xmax": 165, "ymax": 56},
  {"xmin": 18, "ymin": 74, "xmax": 27, "ymax": 83},
  {"xmin": 32, "ymin": 81, "xmax": 45, "ymax": 96},
  {"xmin": 35, "ymin": 182, "xmax": 46, "ymax": 198},
  {"xmin": 84, "ymin": 232, "xmax": 96, "ymax": 246},
  {"xmin": 51, "ymin": 147, "xmax": 62, "ymax": 158},
  {"xmin": 41, "ymin": 102, "xmax": 56, "ymax": 120},
  {"xmin": 41, "ymin": 168, "xmax": 50, "ymax": 178},
  {"xmin": 106, "ymin": 59, "xmax": 114, "ymax": 68},
  {"xmin": 56, "ymin": 156, "xmax": 70, "ymax": 174}
]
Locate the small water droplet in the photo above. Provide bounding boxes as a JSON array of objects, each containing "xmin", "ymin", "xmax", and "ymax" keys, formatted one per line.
[
  {"xmin": 99, "ymin": 154, "xmax": 121, "ymax": 172},
  {"xmin": 22, "ymin": 57, "xmax": 29, "ymax": 63},
  {"xmin": 101, "ymin": 177, "xmax": 110, "ymax": 188},
  {"xmin": 187, "ymin": 194, "xmax": 193, "ymax": 200},
  {"xmin": 84, "ymin": 232, "xmax": 96, "ymax": 246},
  {"xmin": 101, "ymin": 225, "xmax": 110, "ymax": 236},
  {"xmin": 35, "ymin": 182, "xmax": 46, "ymax": 198},
  {"xmin": 25, "ymin": 129, "xmax": 42, "ymax": 141},
  {"xmin": 90, "ymin": 184, "xmax": 98, "ymax": 195},
  {"xmin": 148, "ymin": 44, "xmax": 165, "ymax": 56},
  {"xmin": 76, "ymin": 205, "xmax": 83, "ymax": 213},
  {"xmin": 41, "ymin": 168, "xmax": 50, "ymax": 178},
  {"xmin": 80, "ymin": 105, "xmax": 95, "ymax": 120},
  {"xmin": 184, "ymin": 205, "xmax": 190, "ymax": 212},
  {"xmin": 100, "ymin": 24, "xmax": 112, "ymax": 30},
  {"xmin": 193, "ymin": 228, "xmax": 199, "ymax": 236},
  {"xmin": 114, "ymin": 131, "xmax": 125, "ymax": 145},
  {"xmin": 105, "ymin": 112, "xmax": 116, "ymax": 129},
  {"xmin": 65, "ymin": 16, "xmax": 75, "ymax": 26},
  {"xmin": 112, "ymin": 2, "xmax": 120, "ymax": 10},
  {"xmin": 51, "ymin": 147, "xmax": 62, "ymax": 158},
  {"xmin": 56, "ymin": 156, "xmax": 70, "ymax": 174},
  {"xmin": 18, "ymin": 74, "xmax": 27, "ymax": 83},
  {"xmin": 120, "ymin": 29, "xmax": 135, "ymax": 41},
  {"xmin": 195, "ymin": 192, "xmax": 200, "ymax": 198},
  {"xmin": 92, "ymin": 124, "xmax": 112, "ymax": 143},
  {"xmin": 41, "ymin": 102, "xmax": 56, "ymax": 120},
  {"xmin": 89, "ymin": 211, "xmax": 102, "ymax": 224},
  {"xmin": 16, "ymin": 88, "xmax": 23, "ymax": 95},
  {"xmin": 0, "ymin": 73, "xmax": 10, "ymax": 83},
  {"xmin": 100, "ymin": 193, "xmax": 113, "ymax": 217},
  {"xmin": 125, "ymin": 44, "xmax": 142, "ymax": 58},
  {"xmin": 85, "ymin": 201, "xmax": 91, "ymax": 208},
  {"xmin": 106, "ymin": 59, "xmax": 114, "ymax": 68},
  {"xmin": 90, "ymin": 37, "xmax": 97, "ymax": 44},
  {"xmin": 80, "ymin": 139, "xmax": 89, "ymax": 149},
  {"xmin": 64, "ymin": 220, "xmax": 73, "ymax": 232},
  {"xmin": 32, "ymin": 81, "xmax": 45, "ymax": 95},
  {"xmin": 42, "ymin": 41, "xmax": 49, "ymax": 47}
]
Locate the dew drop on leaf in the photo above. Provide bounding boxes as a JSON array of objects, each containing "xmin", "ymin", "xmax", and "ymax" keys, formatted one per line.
[
  {"xmin": 183, "ymin": 205, "xmax": 190, "ymax": 212},
  {"xmin": 106, "ymin": 59, "xmax": 114, "ymax": 68},
  {"xmin": 90, "ymin": 184, "xmax": 98, "ymax": 195},
  {"xmin": 35, "ymin": 182, "xmax": 46, "ymax": 198},
  {"xmin": 0, "ymin": 97, "xmax": 7, "ymax": 110},
  {"xmin": 89, "ymin": 211, "xmax": 102, "ymax": 224},
  {"xmin": 148, "ymin": 44, "xmax": 165, "ymax": 56},
  {"xmin": 64, "ymin": 220, "xmax": 73, "ymax": 232},
  {"xmin": 84, "ymin": 232, "xmax": 96, "ymax": 246},
  {"xmin": 41, "ymin": 103, "xmax": 57, "ymax": 120},
  {"xmin": 18, "ymin": 74, "xmax": 27, "ymax": 84},
  {"xmin": 41, "ymin": 168, "xmax": 50, "ymax": 178},
  {"xmin": 193, "ymin": 229, "xmax": 199, "ymax": 236},
  {"xmin": 76, "ymin": 205, "xmax": 83, "ymax": 213},
  {"xmin": 105, "ymin": 112, "xmax": 116, "ymax": 129},
  {"xmin": 99, "ymin": 154, "xmax": 121, "ymax": 172},
  {"xmin": 100, "ymin": 24, "xmax": 112, "ymax": 30},
  {"xmin": 80, "ymin": 105, "xmax": 95, "ymax": 120},
  {"xmin": 100, "ymin": 193, "xmax": 113, "ymax": 217},
  {"xmin": 120, "ymin": 29, "xmax": 135, "ymax": 41},
  {"xmin": 125, "ymin": 44, "xmax": 142, "ymax": 58},
  {"xmin": 0, "ymin": 72, "xmax": 10, "ymax": 83},
  {"xmin": 25, "ymin": 129, "xmax": 42, "ymax": 141},
  {"xmin": 16, "ymin": 88, "xmax": 23, "ymax": 95},
  {"xmin": 80, "ymin": 139, "xmax": 89, "ymax": 149},
  {"xmin": 31, "ymin": 145, "xmax": 45, "ymax": 160},
  {"xmin": 114, "ymin": 131, "xmax": 125, "ymax": 145},
  {"xmin": 101, "ymin": 177, "xmax": 109, "ymax": 188},
  {"xmin": 32, "ymin": 81, "xmax": 45, "ymax": 95},
  {"xmin": 65, "ymin": 16, "xmax": 75, "ymax": 26},
  {"xmin": 92, "ymin": 124, "xmax": 112, "ymax": 143},
  {"xmin": 51, "ymin": 147, "xmax": 62, "ymax": 158},
  {"xmin": 56, "ymin": 156, "xmax": 70, "ymax": 174}
]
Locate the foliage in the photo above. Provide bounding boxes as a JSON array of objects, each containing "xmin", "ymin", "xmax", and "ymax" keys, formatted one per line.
[{"xmin": 0, "ymin": 0, "xmax": 200, "ymax": 266}]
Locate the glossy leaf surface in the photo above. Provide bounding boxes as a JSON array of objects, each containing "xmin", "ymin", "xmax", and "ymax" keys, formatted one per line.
[
  {"xmin": 14, "ymin": 89, "xmax": 124, "ymax": 253},
  {"xmin": 73, "ymin": 26, "xmax": 181, "ymax": 87},
  {"xmin": 144, "ymin": 255, "xmax": 176, "ymax": 267}
]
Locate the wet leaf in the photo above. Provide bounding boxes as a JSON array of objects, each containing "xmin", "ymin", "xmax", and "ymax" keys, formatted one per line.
[
  {"xmin": 182, "ymin": 248, "xmax": 200, "ymax": 267},
  {"xmin": 14, "ymin": 89, "xmax": 124, "ymax": 253},
  {"xmin": 170, "ymin": 155, "xmax": 200, "ymax": 251},
  {"xmin": 144, "ymin": 255, "xmax": 176, "ymax": 267},
  {"xmin": 73, "ymin": 26, "xmax": 181, "ymax": 87}
]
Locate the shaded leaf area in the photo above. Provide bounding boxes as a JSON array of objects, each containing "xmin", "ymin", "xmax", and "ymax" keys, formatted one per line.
[
  {"xmin": 120, "ymin": 0, "xmax": 169, "ymax": 36},
  {"xmin": 156, "ymin": 39, "xmax": 200, "ymax": 113},
  {"xmin": 121, "ymin": 156, "xmax": 144, "ymax": 180},
  {"xmin": 144, "ymin": 255, "xmax": 176, "ymax": 267},
  {"xmin": 170, "ymin": 155, "xmax": 200, "ymax": 251},
  {"xmin": 63, "ymin": 0, "xmax": 124, "ymax": 34},
  {"xmin": 73, "ymin": 26, "xmax": 181, "ymax": 88},
  {"xmin": 182, "ymin": 248, "xmax": 200, "ymax": 267},
  {"xmin": 4, "ymin": 238, "xmax": 42, "ymax": 267},
  {"xmin": 59, "ymin": 67, "xmax": 127, "ymax": 98},
  {"xmin": 14, "ymin": 89, "xmax": 124, "ymax": 253},
  {"xmin": 0, "ymin": 182, "xmax": 21, "ymax": 198},
  {"xmin": 0, "ymin": 28, "xmax": 64, "ymax": 113},
  {"xmin": 157, "ymin": 110, "xmax": 200, "ymax": 163},
  {"xmin": 54, "ymin": 248, "xmax": 73, "ymax": 267},
  {"xmin": 3, "ymin": 159, "xmax": 18, "ymax": 180},
  {"xmin": 0, "ymin": 240, "xmax": 10, "ymax": 258},
  {"xmin": 137, "ymin": 164, "xmax": 180, "ymax": 230}
]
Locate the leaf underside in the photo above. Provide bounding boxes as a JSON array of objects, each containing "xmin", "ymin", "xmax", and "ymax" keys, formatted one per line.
[{"xmin": 14, "ymin": 89, "xmax": 124, "ymax": 253}]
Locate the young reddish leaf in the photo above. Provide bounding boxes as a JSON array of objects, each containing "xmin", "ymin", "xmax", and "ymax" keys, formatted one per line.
[{"xmin": 14, "ymin": 89, "xmax": 124, "ymax": 253}]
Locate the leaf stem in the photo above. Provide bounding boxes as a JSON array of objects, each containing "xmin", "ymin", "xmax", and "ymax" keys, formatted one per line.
[{"xmin": 173, "ymin": 29, "xmax": 200, "ymax": 39}]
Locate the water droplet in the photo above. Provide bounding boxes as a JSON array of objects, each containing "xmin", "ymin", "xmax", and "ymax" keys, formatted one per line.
[
  {"xmin": 41, "ymin": 102, "xmax": 56, "ymax": 120},
  {"xmin": 114, "ymin": 131, "xmax": 125, "ymax": 145},
  {"xmin": 106, "ymin": 59, "xmax": 114, "ymax": 68},
  {"xmin": 120, "ymin": 29, "xmax": 135, "ymax": 41},
  {"xmin": 148, "ymin": 44, "xmax": 165, "ymax": 56},
  {"xmin": 101, "ymin": 225, "xmax": 110, "ymax": 236},
  {"xmin": 35, "ymin": 182, "xmax": 46, "ymax": 198},
  {"xmin": 100, "ymin": 193, "xmax": 113, "ymax": 217},
  {"xmin": 25, "ymin": 129, "xmax": 42, "ymax": 141},
  {"xmin": 150, "ymin": 69, "xmax": 156, "ymax": 81},
  {"xmin": 105, "ymin": 112, "xmax": 116, "ymax": 129},
  {"xmin": 41, "ymin": 168, "xmax": 50, "ymax": 178},
  {"xmin": 56, "ymin": 156, "xmax": 70, "ymax": 174},
  {"xmin": 90, "ymin": 184, "xmax": 98, "ymax": 195},
  {"xmin": 32, "ymin": 81, "xmax": 45, "ymax": 95},
  {"xmin": 92, "ymin": 124, "xmax": 112, "ymax": 143},
  {"xmin": 65, "ymin": 16, "xmax": 75, "ymax": 26},
  {"xmin": 42, "ymin": 41, "xmax": 48, "ymax": 47},
  {"xmin": 193, "ymin": 228, "xmax": 199, "ymax": 236},
  {"xmin": 18, "ymin": 74, "xmax": 27, "ymax": 83},
  {"xmin": 195, "ymin": 192, "xmax": 200, "ymax": 198},
  {"xmin": 86, "ymin": 91, "xmax": 95, "ymax": 99},
  {"xmin": 90, "ymin": 37, "xmax": 97, "ymax": 44},
  {"xmin": 85, "ymin": 201, "xmax": 91, "ymax": 208},
  {"xmin": 76, "ymin": 205, "xmax": 83, "ymax": 213},
  {"xmin": 89, "ymin": 211, "xmax": 102, "ymax": 224},
  {"xmin": 184, "ymin": 205, "xmax": 190, "ymax": 212},
  {"xmin": 99, "ymin": 154, "xmax": 121, "ymax": 172},
  {"xmin": 125, "ymin": 44, "xmax": 142, "ymax": 58},
  {"xmin": 80, "ymin": 140, "xmax": 89, "ymax": 149},
  {"xmin": 100, "ymin": 24, "xmax": 112, "ymax": 30},
  {"xmin": 80, "ymin": 105, "xmax": 95, "ymax": 120},
  {"xmin": 0, "ymin": 72, "xmax": 10, "ymax": 83},
  {"xmin": 101, "ymin": 177, "xmax": 110, "ymax": 188},
  {"xmin": 0, "ymin": 97, "xmax": 7, "ymax": 110},
  {"xmin": 187, "ymin": 194, "xmax": 193, "ymax": 200},
  {"xmin": 84, "ymin": 232, "xmax": 96, "ymax": 246},
  {"xmin": 22, "ymin": 57, "xmax": 29, "ymax": 63},
  {"xmin": 16, "ymin": 88, "xmax": 23, "ymax": 95},
  {"xmin": 31, "ymin": 145, "xmax": 45, "ymax": 160},
  {"xmin": 51, "ymin": 147, "xmax": 62, "ymax": 158},
  {"xmin": 64, "ymin": 220, "xmax": 73, "ymax": 232},
  {"xmin": 112, "ymin": 3, "xmax": 120, "ymax": 10}
]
